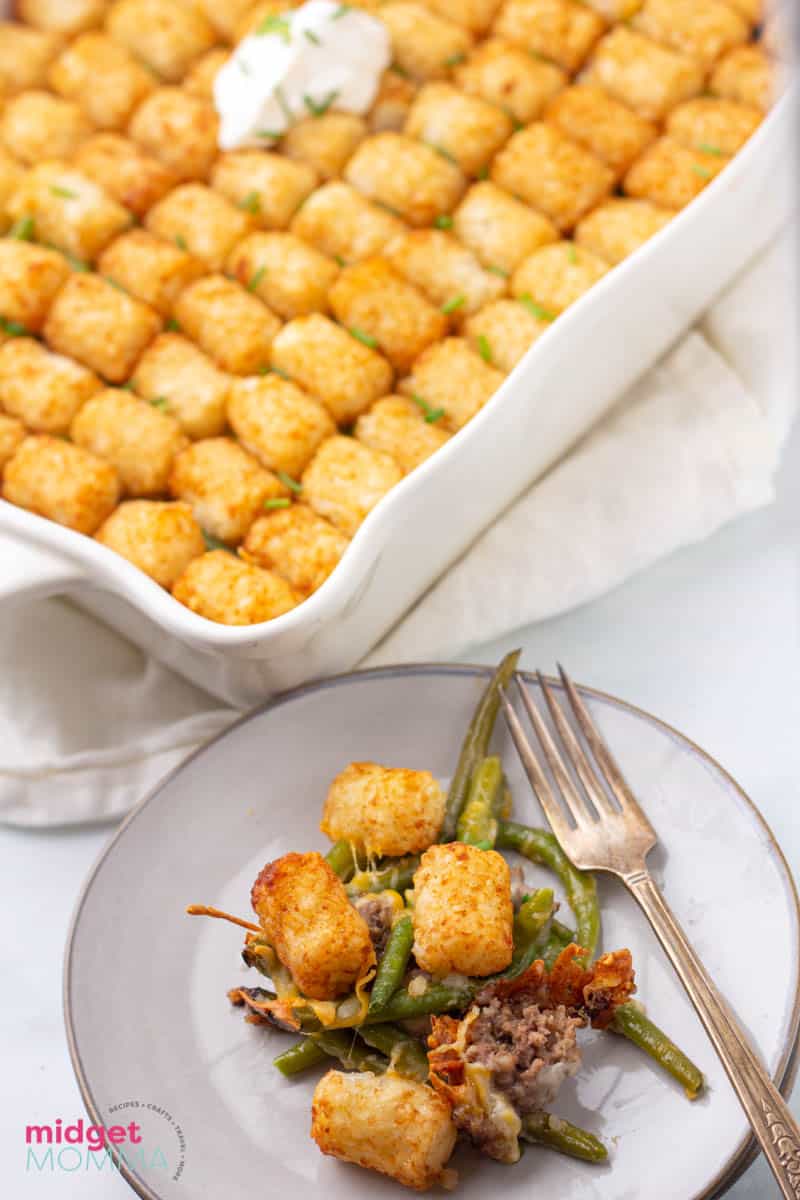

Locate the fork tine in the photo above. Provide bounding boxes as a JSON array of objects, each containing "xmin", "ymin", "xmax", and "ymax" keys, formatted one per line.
[
  {"xmin": 498, "ymin": 686, "xmax": 572, "ymax": 844},
  {"xmin": 514, "ymin": 675, "xmax": 594, "ymax": 827},
  {"xmin": 557, "ymin": 664, "xmax": 646, "ymax": 820},
  {"xmin": 536, "ymin": 671, "xmax": 618, "ymax": 817}
]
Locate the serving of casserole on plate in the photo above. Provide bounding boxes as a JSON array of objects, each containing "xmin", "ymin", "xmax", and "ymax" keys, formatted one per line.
[{"xmin": 0, "ymin": 0, "xmax": 795, "ymax": 703}]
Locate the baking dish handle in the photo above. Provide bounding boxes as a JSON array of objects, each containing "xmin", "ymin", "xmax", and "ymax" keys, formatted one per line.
[{"xmin": 0, "ymin": 530, "xmax": 87, "ymax": 604}]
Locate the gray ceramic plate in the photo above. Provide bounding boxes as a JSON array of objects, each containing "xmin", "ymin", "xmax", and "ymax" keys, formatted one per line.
[{"xmin": 65, "ymin": 666, "xmax": 800, "ymax": 1200}]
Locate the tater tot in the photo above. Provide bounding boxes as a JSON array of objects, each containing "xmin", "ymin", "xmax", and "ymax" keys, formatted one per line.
[
  {"xmin": 210, "ymin": 151, "xmax": 317, "ymax": 230},
  {"xmin": 330, "ymin": 258, "xmax": 448, "ymax": 372},
  {"xmin": 511, "ymin": 240, "xmax": 609, "ymax": 316},
  {"xmin": 18, "ymin": 0, "xmax": 107, "ymax": 36},
  {"xmin": 0, "ymin": 241, "xmax": 70, "ymax": 333},
  {"xmin": 281, "ymin": 113, "xmax": 367, "ymax": 182},
  {"xmin": 106, "ymin": 0, "xmax": 216, "ymax": 82},
  {"xmin": 345, "ymin": 132, "xmax": 465, "ymax": 227},
  {"xmin": 624, "ymin": 135, "xmax": 728, "ymax": 210},
  {"xmin": 384, "ymin": 229, "xmax": 506, "ymax": 318},
  {"xmin": 183, "ymin": 46, "xmax": 229, "ymax": 99},
  {"xmin": 380, "ymin": 3, "xmax": 473, "ymax": 81},
  {"xmin": 195, "ymin": 0, "xmax": 255, "ymax": 41},
  {"xmin": 491, "ymin": 122, "xmax": 614, "ymax": 232},
  {"xmin": 426, "ymin": 0, "xmax": 500, "ymax": 33},
  {"xmin": 132, "ymin": 332, "xmax": 229, "ymax": 438},
  {"xmin": 3, "ymin": 434, "xmax": 119, "ymax": 534},
  {"xmin": 404, "ymin": 82, "xmax": 513, "ymax": 177},
  {"xmin": 494, "ymin": 0, "xmax": 605, "ymax": 73},
  {"xmin": 271, "ymin": 314, "xmax": 394, "ymax": 425},
  {"xmin": 545, "ymin": 84, "xmax": 657, "ymax": 177},
  {"xmin": 8, "ymin": 162, "xmax": 132, "ymax": 263},
  {"xmin": 251, "ymin": 851, "xmax": 375, "ymax": 999},
  {"xmin": 71, "ymin": 387, "xmax": 188, "ymax": 495},
  {"xmin": 289, "ymin": 181, "xmax": 406, "ymax": 265},
  {"xmin": 454, "ymin": 37, "xmax": 566, "ymax": 125},
  {"xmin": 226, "ymin": 232, "xmax": 338, "ymax": 321},
  {"xmin": 311, "ymin": 1071, "xmax": 457, "ymax": 1191},
  {"xmin": 173, "ymin": 274, "xmax": 280, "ymax": 375},
  {"xmin": 412, "ymin": 842, "xmax": 513, "ymax": 976},
  {"xmin": 321, "ymin": 761, "xmax": 446, "ymax": 856},
  {"xmin": 575, "ymin": 197, "xmax": 674, "ymax": 264},
  {"xmin": 43, "ymin": 273, "xmax": 161, "ymax": 383},
  {"xmin": 301, "ymin": 435, "xmax": 402, "ymax": 536},
  {"xmin": 0, "ymin": 152, "xmax": 24, "ymax": 234},
  {"xmin": 95, "ymin": 499, "xmax": 205, "ymax": 586},
  {"xmin": 462, "ymin": 298, "xmax": 548, "ymax": 372},
  {"xmin": 354, "ymin": 394, "xmax": 451, "ymax": 472},
  {"xmin": 127, "ymin": 88, "xmax": 219, "ymax": 184},
  {"xmin": 453, "ymin": 182, "xmax": 558, "ymax": 275},
  {"xmin": 581, "ymin": 27, "xmax": 704, "ymax": 121},
  {"xmin": 0, "ymin": 91, "xmax": 92, "ymax": 166},
  {"xmin": 666, "ymin": 96, "xmax": 763, "ymax": 156},
  {"xmin": 172, "ymin": 549, "xmax": 298, "ymax": 624},
  {"xmin": 227, "ymin": 374, "xmax": 335, "ymax": 479},
  {"xmin": 98, "ymin": 229, "xmax": 204, "ymax": 316},
  {"xmin": 632, "ymin": 0, "xmax": 748, "ymax": 70},
  {"xmin": 399, "ymin": 337, "xmax": 505, "ymax": 431},
  {"xmin": 48, "ymin": 32, "xmax": 153, "ymax": 130},
  {"xmin": 709, "ymin": 44, "xmax": 776, "ymax": 111},
  {"xmin": 241, "ymin": 504, "xmax": 348, "ymax": 597},
  {"xmin": 145, "ymin": 183, "xmax": 251, "ymax": 271},
  {"xmin": 368, "ymin": 67, "xmax": 418, "ymax": 133},
  {"xmin": 170, "ymin": 437, "xmax": 286, "ymax": 544},
  {"xmin": 0, "ymin": 337, "xmax": 100, "ymax": 433},
  {"xmin": 74, "ymin": 133, "xmax": 178, "ymax": 217},
  {"xmin": 0, "ymin": 413, "xmax": 26, "ymax": 474},
  {"xmin": 0, "ymin": 22, "xmax": 63, "ymax": 96}
]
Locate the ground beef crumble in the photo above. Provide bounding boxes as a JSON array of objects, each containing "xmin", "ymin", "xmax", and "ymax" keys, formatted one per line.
[{"xmin": 353, "ymin": 893, "xmax": 395, "ymax": 959}]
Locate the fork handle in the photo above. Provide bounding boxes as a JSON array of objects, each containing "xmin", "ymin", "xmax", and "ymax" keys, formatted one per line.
[{"xmin": 625, "ymin": 869, "xmax": 800, "ymax": 1199}]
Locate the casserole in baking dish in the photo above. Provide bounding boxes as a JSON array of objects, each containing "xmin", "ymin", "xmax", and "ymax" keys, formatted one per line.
[{"xmin": 0, "ymin": 0, "xmax": 795, "ymax": 702}]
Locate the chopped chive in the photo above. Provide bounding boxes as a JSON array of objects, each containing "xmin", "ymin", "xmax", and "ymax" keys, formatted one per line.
[
  {"xmin": 264, "ymin": 497, "xmax": 291, "ymax": 510},
  {"xmin": 203, "ymin": 530, "xmax": 234, "ymax": 552},
  {"xmin": 303, "ymin": 89, "xmax": 339, "ymax": 118},
  {"xmin": 274, "ymin": 85, "xmax": 293, "ymax": 123},
  {"xmin": 60, "ymin": 250, "xmax": 89, "ymax": 272},
  {"xmin": 50, "ymin": 185, "xmax": 78, "ymax": 199},
  {"xmin": 441, "ymin": 293, "xmax": 465, "ymax": 315},
  {"xmin": 150, "ymin": 395, "xmax": 170, "ymax": 411},
  {"xmin": 238, "ymin": 58, "xmax": 252, "ymax": 75},
  {"xmin": 257, "ymin": 14, "xmax": 291, "ymax": 39},
  {"xmin": 476, "ymin": 164, "xmax": 489, "ymax": 180},
  {"xmin": 257, "ymin": 363, "xmax": 270, "ymax": 374},
  {"xmin": 8, "ymin": 215, "xmax": 34, "ymax": 240},
  {"xmin": 477, "ymin": 333, "xmax": 493, "ymax": 363},
  {"xmin": 257, "ymin": 128, "xmax": 283, "ymax": 141},
  {"xmin": 331, "ymin": 4, "xmax": 351, "ymax": 18},
  {"xmin": 175, "ymin": 235, "xmax": 188, "ymax": 251},
  {"xmin": 486, "ymin": 264, "xmax": 509, "ymax": 277},
  {"xmin": 104, "ymin": 275, "xmax": 127, "ymax": 293},
  {"xmin": 269, "ymin": 364, "xmax": 291, "ymax": 380},
  {"xmin": 428, "ymin": 142, "xmax": 458, "ymax": 165},
  {"xmin": 698, "ymin": 142, "xmax": 724, "ymax": 157},
  {"xmin": 0, "ymin": 316, "xmax": 27, "ymax": 337},
  {"xmin": 247, "ymin": 266, "xmax": 266, "ymax": 292},
  {"xmin": 434, "ymin": 213, "xmax": 453, "ymax": 229},
  {"xmin": 304, "ymin": 28, "xmax": 322, "ymax": 45},
  {"xmin": 519, "ymin": 293, "xmax": 556, "ymax": 322},
  {"xmin": 444, "ymin": 52, "xmax": 465, "ymax": 66},
  {"xmin": 277, "ymin": 470, "xmax": 302, "ymax": 494},
  {"xmin": 165, "ymin": 317, "xmax": 181, "ymax": 332},
  {"xmin": 566, "ymin": 244, "xmax": 578, "ymax": 264},
  {"xmin": 334, "ymin": 254, "xmax": 346, "ymax": 267},
  {"xmin": 691, "ymin": 163, "xmax": 712, "ymax": 180},
  {"xmin": 121, "ymin": 379, "xmax": 136, "ymax": 391},
  {"xmin": 239, "ymin": 190, "xmax": 261, "ymax": 214},
  {"xmin": 511, "ymin": 116, "xmax": 525, "ymax": 132},
  {"xmin": 411, "ymin": 393, "xmax": 445, "ymax": 424},
  {"xmin": 389, "ymin": 62, "xmax": 410, "ymax": 78},
  {"xmin": 349, "ymin": 326, "xmax": 378, "ymax": 348}
]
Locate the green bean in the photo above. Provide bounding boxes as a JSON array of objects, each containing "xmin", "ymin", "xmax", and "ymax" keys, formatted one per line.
[
  {"xmin": 368, "ymin": 979, "xmax": 477, "ymax": 1024},
  {"xmin": 521, "ymin": 1112, "xmax": 608, "ymax": 1163},
  {"xmin": 494, "ymin": 782, "xmax": 513, "ymax": 820},
  {"xmin": 358, "ymin": 1024, "xmax": 429, "ymax": 1081},
  {"xmin": 496, "ymin": 821, "xmax": 600, "ymax": 961},
  {"xmin": 611, "ymin": 1003, "xmax": 704, "ymax": 1099},
  {"xmin": 346, "ymin": 855, "xmax": 419, "ymax": 897},
  {"xmin": 314, "ymin": 1029, "xmax": 389, "ymax": 1074},
  {"xmin": 441, "ymin": 650, "xmax": 521, "ymax": 840},
  {"xmin": 273, "ymin": 1037, "xmax": 329, "ymax": 1076},
  {"xmin": 369, "ymin": 913, "xmax": 414, "ymax": 1014},
  {"xmin": 326, "ymin": 840, "xmax": 358, "ymax": 881},
  {"xmin": 551, "ymin": 918, "xmax": 576, "ymax": 944},
  {"xmin": 457, "ymin": 755, "xmax": 502, "ymax": 846},
  {"xmin": 502, "ymin": 888, "xmax": 554, "ymax": 978}
]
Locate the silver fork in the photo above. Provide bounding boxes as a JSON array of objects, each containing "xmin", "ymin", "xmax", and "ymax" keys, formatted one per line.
[{"xmin": 500, "ymin": 666, "xmax": 800, "ymax": 1200}]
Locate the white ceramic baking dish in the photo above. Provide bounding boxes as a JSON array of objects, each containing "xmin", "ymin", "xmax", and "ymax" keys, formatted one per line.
[{"xmin": 0, "ymin": 70, "xmax": 797, "ymax": 706}]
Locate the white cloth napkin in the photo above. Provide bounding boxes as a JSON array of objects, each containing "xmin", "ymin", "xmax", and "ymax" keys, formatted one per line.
[{"xmin": 0, "ymin": 231, "xmax": 796, "ymax": 827}]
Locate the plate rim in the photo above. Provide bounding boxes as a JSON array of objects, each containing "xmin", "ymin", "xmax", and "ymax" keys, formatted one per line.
[{"xmin": 63, "ymin": 663, "xmax": 800, "ymax": 1200}]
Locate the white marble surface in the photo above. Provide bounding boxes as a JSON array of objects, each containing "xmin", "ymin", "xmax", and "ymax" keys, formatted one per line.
[{"xmin": 2, "ymin": 420, "xmax": 798, "ymax": 1199}]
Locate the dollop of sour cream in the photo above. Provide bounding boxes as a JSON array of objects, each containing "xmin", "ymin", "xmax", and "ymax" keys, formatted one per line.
[{"xmin": 214, "ymin": 1, "xmax": 391, "ymax": 151}]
